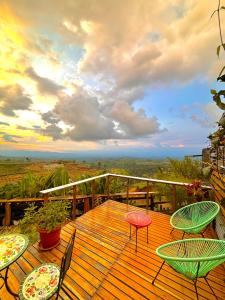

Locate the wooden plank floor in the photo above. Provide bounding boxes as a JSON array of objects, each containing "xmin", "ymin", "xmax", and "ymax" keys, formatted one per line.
[{"xmin": 0, "ymin": 200, "xmax": 225, "ymax": 299}]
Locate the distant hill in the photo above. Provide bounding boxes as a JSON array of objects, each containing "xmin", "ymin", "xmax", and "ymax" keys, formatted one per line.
[{"xmin": 0, "ymin": 147, "xmax": 201, "ymax": 160}]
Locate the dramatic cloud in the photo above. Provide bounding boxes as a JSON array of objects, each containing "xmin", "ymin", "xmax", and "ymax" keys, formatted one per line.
[
  {"xmin": 0, "ymin": 0, "xmax": 224, "ymax": 154},
  {"xmin": 107, "ymin": 101, "xmax": 161, "ymax": 137},
  {"xmin": 0, "ymin": 85, "xmax": 32, "ymax": 116},
  {"xmin": 41, "ymin": 86, "xmax": 161, "ymax": 141}
]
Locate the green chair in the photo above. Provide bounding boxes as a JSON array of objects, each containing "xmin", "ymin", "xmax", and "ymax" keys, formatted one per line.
[
  {"xmin": 152, "ymin": 238, "xmax": 225, "ymax": 299},
  {"xmin": 170, "ymin": 201, "xmax": 220, "ymax": 238}
]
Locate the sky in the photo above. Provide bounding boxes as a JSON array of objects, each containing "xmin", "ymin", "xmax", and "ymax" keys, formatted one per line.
[{"xmin": 0, "ymin": 0, "xmax": 225, "ymax": 158}]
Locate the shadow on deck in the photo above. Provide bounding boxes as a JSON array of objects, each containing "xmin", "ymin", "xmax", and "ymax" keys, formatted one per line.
[{"xmin": 0, "ymin": 200, "xmax": 224, "ymax": 299}]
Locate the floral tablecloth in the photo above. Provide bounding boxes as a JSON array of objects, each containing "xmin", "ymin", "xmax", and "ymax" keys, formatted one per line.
[
  {"xmin": 0, "ymin": 234, "xmax": 29, "ymax": 270},
  {"xmin": 19, "ymin": 263, "xmax": 60, "ymax": 300}
]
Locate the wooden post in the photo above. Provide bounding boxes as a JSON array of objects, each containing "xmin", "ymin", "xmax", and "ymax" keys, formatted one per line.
[
  {"xmin": 72, "ymin": 186, "xmax": 77, "ymax": 220},
  {"xmin": 5, "ymin": 203, "xmax": 11, "ymax": 226},
  {"xmin": 43, "ymin": 193, "xmax": 49, "ymax": 201},
  {"xmin": 223, "ymin": 147, "xmax": 225, "ymax": 166},
  {"xmin": 171, "ymin": 185, "xmax": 177, "ymax": 213},
  {"xmin": 150, "ymin": 193, "xmax": 155, "ymax": 211},
  {"xmin": 146, "ymin": 181, "xmax": 150, "ymax": 209},
  {"xmin": 106, "ymin": 175, "xmax": 110, "ymax": 199},
  {"xmin": 91, "ymin": 180, "xmax": 96, "ymax": 208},
  {"xmin": 84, "ymin": 197, "xmax": 89, "ymax": 213},
  {"xmin": 126, "ymin": 179, "xmax": 130, "ymax": 204}
]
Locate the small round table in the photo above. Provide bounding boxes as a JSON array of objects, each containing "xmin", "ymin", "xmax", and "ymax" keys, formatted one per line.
[
  {"xmin": 0, "ymin": 233, "xmax": 29, "ymax": 296},
  {"xmin": 125, "ymin": 212, "xmax": 152, "ymax": 252}
]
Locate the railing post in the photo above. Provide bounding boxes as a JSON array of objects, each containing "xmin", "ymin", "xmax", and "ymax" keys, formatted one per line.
[
  {"xmin": 72, "ymin": 186, "xmax": 77, "ymax": 220},
  {"xmin": 92, "ymin": 180, "xmax": 96, "ymax": 208},
  {"xmin": 106, "ymin": 175, "xmax": 110, "ymax": 199},
  {"xmin": 126, "ymin": 178, "xmax": 130, "ymax": 204},
  {"xmin": 5, "ymin": 202, "xmax": 11, "ymax": 226},
  {"xmin": 171, "ymin": 185, "xmax": 177, "ymax": 213},
  {"xmin": 43, "ymin": 193, "xmax": 49, "ymax": 201},
  {"xmin": 146, "ymin": 181, "xmax": 150, "ymax": 209},
  {"xmin": 84, "ymin": 197, "xmax": 89, "ymax": 213}
]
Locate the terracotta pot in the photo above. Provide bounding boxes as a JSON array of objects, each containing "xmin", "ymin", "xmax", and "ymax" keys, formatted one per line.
[{"xmin": 37, "ymin": 226, "xmax": 61, "ymax": 250}]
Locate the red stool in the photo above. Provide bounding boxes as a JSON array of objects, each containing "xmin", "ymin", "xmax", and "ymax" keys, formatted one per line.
[{"xmin": 125, "ymin": 212, "xmax": 152, "ymax": 252}]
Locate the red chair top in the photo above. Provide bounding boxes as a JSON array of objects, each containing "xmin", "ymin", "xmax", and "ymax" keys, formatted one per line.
[{"xmin": 125, "ymin": 212, "xmax": 152, "ymax": 228}]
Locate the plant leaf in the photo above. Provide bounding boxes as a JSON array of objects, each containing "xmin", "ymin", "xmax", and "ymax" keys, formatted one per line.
[
  {"xmin": 211, "ymin": 89, "xmax": 217, "ymax": 95},
  {"xmin": 220, "ymin": 6, "xmax": 225, "ymax": 10},
  {"xmin": 213, "ymin": 93, "xmax": 225, "ymax": 110}
]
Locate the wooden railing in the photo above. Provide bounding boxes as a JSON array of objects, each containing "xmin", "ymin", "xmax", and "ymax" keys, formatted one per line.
[
  {"xmin": 0, "ymin": 173, "xmax": 212, "ymax": 226},
  {"xmin": 40, "ymin": 173, "xmax": 211, "ymax": 212}
]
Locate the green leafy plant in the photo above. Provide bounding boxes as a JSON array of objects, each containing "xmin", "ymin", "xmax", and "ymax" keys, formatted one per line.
[
  {"xmin": 44, "ymin": 167, "xmax": 70, "ymax": 196},
  {"xmin": 20, "ymin": 200, "xmax": 71, "ymax": 233},
  {"xmin": 209, "ymin": 1, "xmax": 225, "ymax": 151},
  {"xmin": 152, "ymin": 158, "xmax": 209, "ymax": 209}
]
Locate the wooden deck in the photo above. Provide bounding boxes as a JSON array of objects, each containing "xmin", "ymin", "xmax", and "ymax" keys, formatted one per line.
[{"xmin": 0, "ymin": 200, "xmax": 225, "ymax": 299}]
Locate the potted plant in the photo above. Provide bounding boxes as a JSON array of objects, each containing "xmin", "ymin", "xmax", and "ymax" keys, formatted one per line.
[
  {"xmin": 186, "ymin": 180, "xmax": 209, "ymax": 202},
  {"xmin": 20, "ymin": 200, "xmax": 71, "ymax": 250}
]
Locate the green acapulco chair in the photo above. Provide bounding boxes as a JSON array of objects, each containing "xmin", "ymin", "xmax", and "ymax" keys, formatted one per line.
[
  {"xmin": 170, "ymin": 201, "xmax": 220, "ymax": 239},
  {"xmin": 152, "ymin": 238, "xmax": 225, "ymax": 300}
]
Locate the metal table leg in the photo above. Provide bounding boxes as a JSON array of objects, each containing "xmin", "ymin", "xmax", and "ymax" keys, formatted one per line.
[
  {"xmin": 135, "ymin": 227, "xmax": 138, "ymax": 252},
  {"xmin": 147, "ymin": 225, "xmax": 149, "ymax": 244},
  {"xmin": 1, "ymin": 266, "xmax": 18, "ymax": 297}
]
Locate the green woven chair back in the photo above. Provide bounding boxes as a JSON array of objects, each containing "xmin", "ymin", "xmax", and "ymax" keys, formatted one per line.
[
  {"xmin": 170, "ymin": 201, "xmax": 220, "ymax": 234},
  {"xmin": 156, "ymin": 238, "xmax": 225, "ymax": 280}
]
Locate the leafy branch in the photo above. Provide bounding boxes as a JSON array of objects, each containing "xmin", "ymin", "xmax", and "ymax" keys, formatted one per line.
[
  {"xmin": 210, "ymin": 0, "xmax": 225, "ymax": 111},
  {"xmin": 212, "ymin": 0, "xmax": 225, "ymax": 57}
]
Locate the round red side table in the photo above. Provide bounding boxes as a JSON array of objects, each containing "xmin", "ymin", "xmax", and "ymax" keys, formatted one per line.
[{"xmin": 125, "ymin": 212, "xmax": 152, "ymax": 252}]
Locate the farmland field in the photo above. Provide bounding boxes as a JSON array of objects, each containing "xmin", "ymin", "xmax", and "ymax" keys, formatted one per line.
[
  {"xmin": 0, "ymin": 157, "xmax": 171, "ymax": 187},
  {"xmin": 0, "ymin": 158, "xmax": 99, "ymax": 187}
]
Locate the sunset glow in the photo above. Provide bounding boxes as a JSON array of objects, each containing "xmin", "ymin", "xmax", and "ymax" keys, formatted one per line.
[{"xmin": 0, "ymin": 0, "xmax": 224, "ymax": 157}]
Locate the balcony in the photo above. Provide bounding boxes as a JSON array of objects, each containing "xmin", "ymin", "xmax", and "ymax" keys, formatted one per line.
[{"xmin": 0, "ymin": 199, "xmax": 224, "ymax": 299}]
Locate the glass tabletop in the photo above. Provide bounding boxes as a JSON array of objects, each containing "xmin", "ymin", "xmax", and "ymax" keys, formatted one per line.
[{"xmin": 0, "ymin": 234, "xmax": 29, "ymax": 271}]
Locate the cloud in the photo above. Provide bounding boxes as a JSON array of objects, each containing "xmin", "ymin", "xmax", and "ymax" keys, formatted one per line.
[
  {"xmin": 41, "ymin": 85, "xmax": 161, "ymax": 141},
  {"xmin": 0, "ymin": 121, "xmax": 9, "ymax": 126},
  {"xmin": 16, "ymin": 125, "xmax": 42, "ymax": 131},
  {"xmin": 191, "ymin": 115, "xmax": 212, "ymax": 128},
  {"xmin": 2, "ymin": 134, "xmax": 20, "ymax": 143},
  {"xmin": 189, "ymin": 102, "xmax": 222, "ymax": 128},
  {"xmin": 26, "ymin": 67, "xmax": 63, "ymax": 95},
  {"xmin": 0, "ymin": 84, "xmax": 32, "ymax": 116},
  {"xmin": 6, "ymin": 1, "xmax": 221, "ymax": 88},
  {"xmin": 107, "ymin": 101, "xmax": 161, "ymax": 137},
  {"xmin": 1, "ymin": 0, "xmax": 224, "ymax": 151}
]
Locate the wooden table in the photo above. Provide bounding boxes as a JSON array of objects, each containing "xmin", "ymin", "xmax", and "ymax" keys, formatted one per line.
[{"xmin": 0, "ymin": 233, "xmax": 28, "ymax": 297}]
